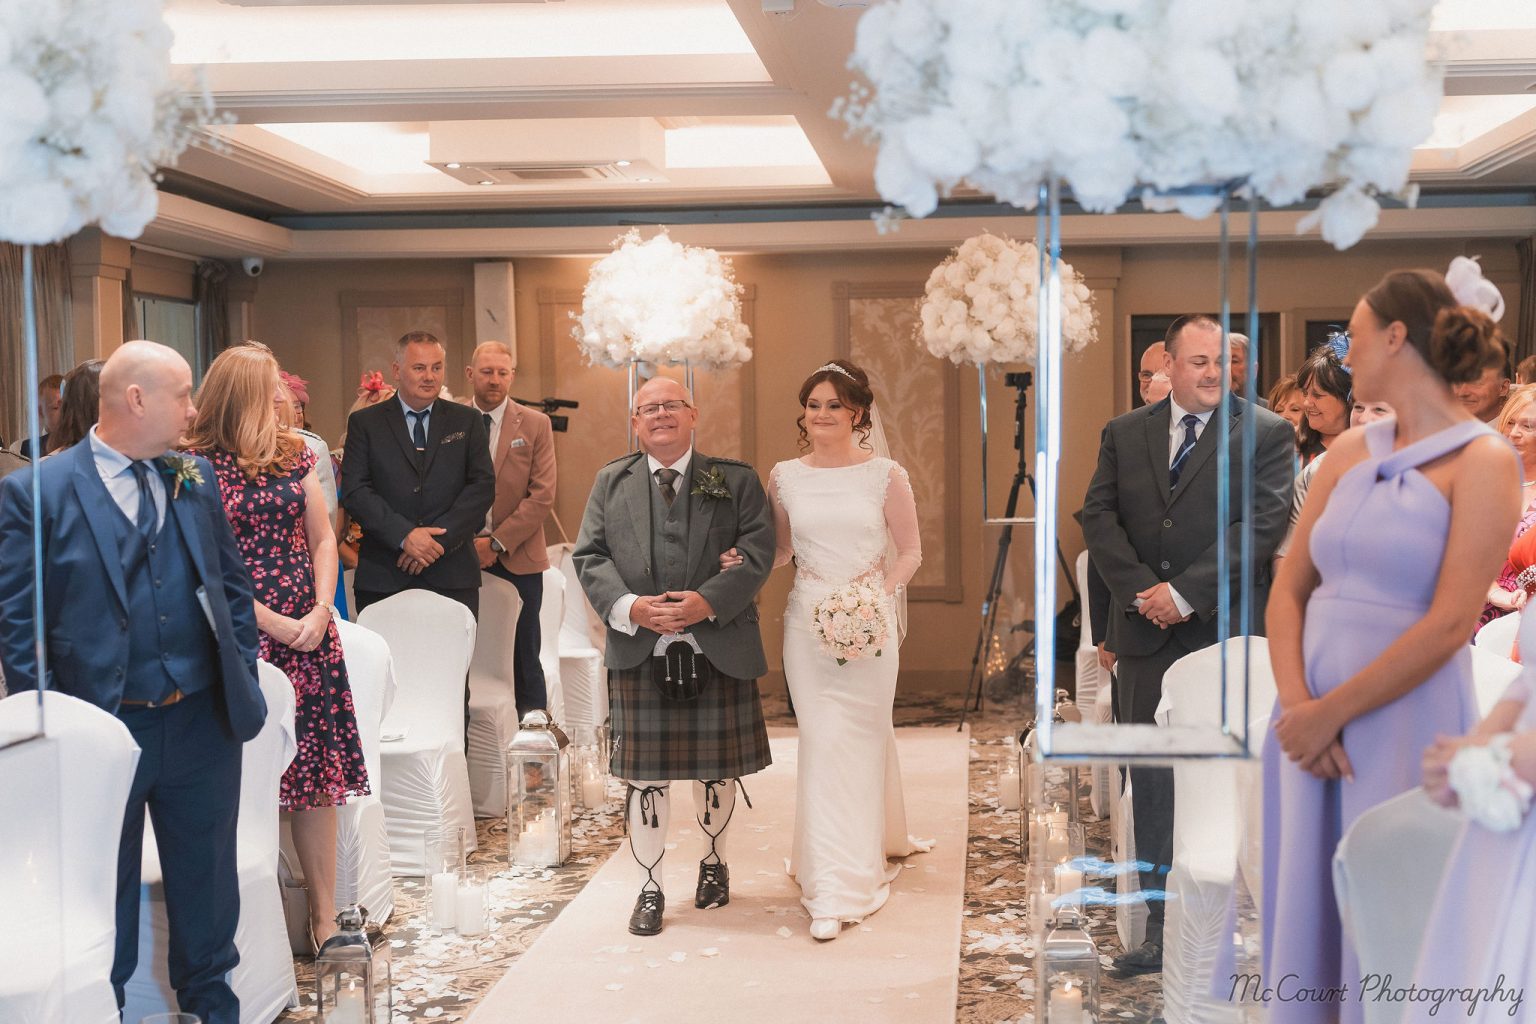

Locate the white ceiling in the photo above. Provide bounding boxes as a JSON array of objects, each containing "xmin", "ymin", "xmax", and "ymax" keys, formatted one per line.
[{"xmin": 148, "ymin": 0, "xmax": 1536, "ymax": 257}]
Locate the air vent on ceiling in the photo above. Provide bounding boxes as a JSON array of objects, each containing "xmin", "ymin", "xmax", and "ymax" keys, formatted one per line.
[
  {"xmin": 431, "ymin": 158, "xmax": 666, "ymax": 187},
  {"xmin": 491, "ymin": 164, "xmax": 622, "ymax": 182}
]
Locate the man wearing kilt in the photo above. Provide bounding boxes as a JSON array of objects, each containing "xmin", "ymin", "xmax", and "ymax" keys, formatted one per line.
[{"xmin": 574, "ymin": 376, "xmax": 775, "ymax": 936}]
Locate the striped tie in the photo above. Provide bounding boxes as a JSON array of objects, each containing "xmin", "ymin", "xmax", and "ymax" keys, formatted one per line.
[{"xmin": 1169, "ymin": 414, "xmax": 1200, "ymax": 489}]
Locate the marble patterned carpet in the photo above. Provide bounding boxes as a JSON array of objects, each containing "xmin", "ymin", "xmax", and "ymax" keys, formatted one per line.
[{"xmin": 278, "ymin": 690, "xmax": 1171, "ymax": 1024}]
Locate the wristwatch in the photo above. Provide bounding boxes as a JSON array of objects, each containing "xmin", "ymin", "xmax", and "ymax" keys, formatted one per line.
[{"xmin": 489, "ymin": 537, "xmax": 507, "ymax": 554}]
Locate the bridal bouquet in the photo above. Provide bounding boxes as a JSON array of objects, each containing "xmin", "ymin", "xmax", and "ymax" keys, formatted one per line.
[
  {"xmin": 572, "ymin": 229, "xmax": 753, "ymax": 369},
  {"xmin": 811, "ymin": 582, "xmax": 890, "ymax": 666},
  {"xmin": 0, "ymin": 0, "xmax": 221, "ymax": 244},
  {"xmin": 919, "ymin": 233, "xmax": 1099, "ymax": 366},
  {"xmin": 836, "ymin": 0, "xmax": 1442, "ymax": 250}
]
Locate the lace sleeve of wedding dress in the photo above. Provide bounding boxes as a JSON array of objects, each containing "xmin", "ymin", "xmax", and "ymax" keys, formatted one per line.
[
  {"xmin": 767, "ymin": 464, "xmax": 795, "ymax": 570},
  {"xmin": 882, "ymin": 463, "xmax": 922, "ymax": 592}
]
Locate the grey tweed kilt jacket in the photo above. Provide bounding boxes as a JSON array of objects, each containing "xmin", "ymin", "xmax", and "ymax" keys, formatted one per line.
[{"xmin": 573, "ymin": 450, "xmax": 776, "ymax": 681}]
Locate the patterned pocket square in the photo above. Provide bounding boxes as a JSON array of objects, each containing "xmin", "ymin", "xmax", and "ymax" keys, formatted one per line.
[
  {"xmin": 510, "ymin": 437, "xmax": 527, "ymax": 448},
  {"xmin": 441, "ymin": 431, "xmax": 466, "ymax": 444}
]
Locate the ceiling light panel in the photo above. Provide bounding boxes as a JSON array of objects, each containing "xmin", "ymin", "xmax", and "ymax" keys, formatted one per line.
[{"xmin": 167, "ymin": 0, "xmax": 755, "ymax": 63}]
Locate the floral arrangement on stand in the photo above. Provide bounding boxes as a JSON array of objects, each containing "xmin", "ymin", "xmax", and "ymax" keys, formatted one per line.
[
  {"xmin": 572, "ymin": 229, "xmax": 753, "ymax": 369},
  {"xmin": 837, "ymin": 0, "xmax": 1443, "ymax": 249},
  {"xmin": 919, "ymin": 233, "xmax": 1099, "ymax": 366},
  {"xmin": 811, "ymin": 581, "xmax": 892, "ymax": 666},
  {"xmin": 0, "ymin": 0, "xmax": 219, "ymax": 245}
]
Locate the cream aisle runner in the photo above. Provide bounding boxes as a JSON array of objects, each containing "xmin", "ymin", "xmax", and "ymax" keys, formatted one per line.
[{"xmin": 470, "ymin": 726, "xmax": 970, "ymax": 1024}]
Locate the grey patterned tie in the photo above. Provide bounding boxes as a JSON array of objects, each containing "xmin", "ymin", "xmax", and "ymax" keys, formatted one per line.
[{"xmin": 654, "ymin": 467, "xmax": 680, "ymax": 506}]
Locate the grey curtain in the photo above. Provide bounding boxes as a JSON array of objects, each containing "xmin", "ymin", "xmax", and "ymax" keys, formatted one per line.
[
  {"xmin": 1518, "ymin": 237, "xmax": 1536, "ymax": 368},
  {"xmin": 1, "ymin": 242, "xmax": 74, "ymax": 446},
  {"xmin": 195, "ymin": 259, "xmax": 231, "ymax": 358}
]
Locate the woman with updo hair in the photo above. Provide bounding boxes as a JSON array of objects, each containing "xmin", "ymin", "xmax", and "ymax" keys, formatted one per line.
[
  {"xmin": 45, "ymin": 359, "xmax": 104, "ymax": 454},
  {"xmin": 724, "ymin": 358, "xmax": 929, "ymax": 940},
  {"xmin": 1255, "ymin": 267, "xmax": 1517, "ymax": 1021}
]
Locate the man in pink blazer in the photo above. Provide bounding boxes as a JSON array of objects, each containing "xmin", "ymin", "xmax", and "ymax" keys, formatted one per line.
[{"xmin": 468, "ymin": 341, "xmax": 557, "ymax": 716}]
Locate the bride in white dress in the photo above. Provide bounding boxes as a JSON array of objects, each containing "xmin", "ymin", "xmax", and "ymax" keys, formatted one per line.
[{"xmin": 767, "ymin": 360, "xmax": 930, "ymax": 941}]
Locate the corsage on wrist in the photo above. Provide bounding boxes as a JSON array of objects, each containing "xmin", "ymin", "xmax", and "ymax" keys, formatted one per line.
[{"xmin": 1448, "ymin": 734, "xmax": 1533, "ymax": 833}]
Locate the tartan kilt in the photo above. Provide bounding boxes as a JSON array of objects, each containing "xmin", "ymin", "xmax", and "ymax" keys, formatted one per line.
[{"xmin": 609, "ymin": 657, "xmax": 772, "ymax": 781}]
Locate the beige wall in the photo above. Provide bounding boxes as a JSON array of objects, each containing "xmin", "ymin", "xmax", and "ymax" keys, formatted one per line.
[{"xmin": 248, "ymin": 235, "xmax": 1523, "ymax": 693}]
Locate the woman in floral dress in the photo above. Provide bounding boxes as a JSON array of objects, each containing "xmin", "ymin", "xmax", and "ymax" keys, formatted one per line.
[{"xmin": 183, "ymin": 342, "xmax": 369, "ymax": 949}]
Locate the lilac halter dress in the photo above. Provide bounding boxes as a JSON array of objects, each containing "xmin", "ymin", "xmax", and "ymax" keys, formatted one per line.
[{"xmin": 1261, "ymin": 419, "xmax": 1489, "ymax": 1024}]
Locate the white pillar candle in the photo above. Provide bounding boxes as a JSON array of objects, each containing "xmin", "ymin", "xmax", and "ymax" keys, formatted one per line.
[
  {"xmin": 1049, "ymin": 979, "xmax": 1085, "ymax": 1024},
  {"xmin": 330, "ymin": 979, "xmax": 366, "ymax": 1024},
  {"xmin": 430, "ymin": 871, "xmax": 458, "ymax": 930},
  {"xmin": 998, "ymin": 766, "xmax": 1022, "ymax": 811},
  {"xmin": 1045, "ymin": 830, "xmax": 1070, "ymax": 864},
  {"xmin": 581, "ymin": 773, "xmax": 606, "ymax": 808},
  {"xmin": 455, "ymin": 881, "xmax": 488, "ymax": 937},
  {"xmin": 1053, "ymin": 863, "xmax": 1084, "ymax": 906}
]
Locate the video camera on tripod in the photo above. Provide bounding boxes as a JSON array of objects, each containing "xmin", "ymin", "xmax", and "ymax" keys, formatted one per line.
[{"xmin": 513, "ymin": 396, "xmax": 579, "ymax": 433}]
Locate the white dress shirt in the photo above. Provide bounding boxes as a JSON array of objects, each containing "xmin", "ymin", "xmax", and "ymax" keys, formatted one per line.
[
  {"xmin": 1155, "ymin": 398, "xmax": 1216, "ymax": 621},
  {"xmin": 89, "ymin": 426, "xmax": 166, "ymax": 530},
  {"xmin": 608, "ymin": 447, "xmax": 693, "ymax": 635}
]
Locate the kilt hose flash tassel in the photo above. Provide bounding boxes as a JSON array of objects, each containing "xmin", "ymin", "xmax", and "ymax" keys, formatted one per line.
[{"xmin": 693, "ymin": 778, "xmax": 751, "ymax": 909}]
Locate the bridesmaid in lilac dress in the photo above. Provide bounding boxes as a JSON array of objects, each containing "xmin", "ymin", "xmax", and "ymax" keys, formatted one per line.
[{"xmin": 1260, "ymin": 268, "xmax": 1517, "ymax": 1024}]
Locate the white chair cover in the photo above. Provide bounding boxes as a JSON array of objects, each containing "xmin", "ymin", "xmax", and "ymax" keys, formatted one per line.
[
  {"xmin": 548, "ymin": 542, "xmax": 609, "ymax": 732},
  {"xmin": 1074, "ymin": 551, "xmax": 1113, "ymax": 819},
  {"xmin": 468, "ymin": 572, "xmax": 524, "ymax": 817},
  {"xmin": 540, "ymin": 567, "xmax": 567, "ymax": 725},
  {"xmin": 278, "ymin": 619, "xmax": 399, "ymax": 937},
  {"xmin": 1332, "ymin": 789, "xmax": 1463, "ymax": 1024},
  {"xmin": 1155, "ymin": 637, "xmax": 1277, "ymax": 1024},
  {"xmin": 359, "ymin": 591, "xmax": 478, "ymax": 876},
  {"xmin": 1473, "ymin": 610, "xmax": 1520, "ymax": 659},
  {"xmin": 0, "ymin": 692, "xmax": 140, "ymax": 1024},
  {"xmin": 124, "ymin": 661, "xmax": 300, "ymax": 1024},
  {"xmin": 1469, "ymin": 644, "xmax": 1522, "ymax": 718}
]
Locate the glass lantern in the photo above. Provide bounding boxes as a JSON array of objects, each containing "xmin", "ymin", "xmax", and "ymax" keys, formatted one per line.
[
  {"xmin": 570, "ymin": 723, "xmax": 608, "ymax": 811},
  {"xmin": 506, "ymin": 709, "xmax": 571, "ymax": 866},
  {"xmin": 1039, "ymin": 907, "xmax": 1100, "ymax": 1024},
  {"xmin": 423, "ymin": 826, "xmax": 466, "ymax": 931},
  {"xmin": 315, "ymin": 904, "xmax": 391, "ymax": 1024}
]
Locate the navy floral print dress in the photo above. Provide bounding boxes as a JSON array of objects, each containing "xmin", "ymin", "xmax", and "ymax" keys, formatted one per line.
[{"xmin": 205, "ymin": 445, "xmax": 369, "ymax": 810}]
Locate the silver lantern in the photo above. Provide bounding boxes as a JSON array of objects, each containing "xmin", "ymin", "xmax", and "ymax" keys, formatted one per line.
[
  {"xmin": 1039, "ymin": 907, "xmax": 1099, "ymax": 1023},
  {"xmin": 314, "ymin": 904, "xmax": 391, "ymax": 1024},
  {"xmin": 506, "ymin": 710, "xmax": 571, "ymax": 866}
]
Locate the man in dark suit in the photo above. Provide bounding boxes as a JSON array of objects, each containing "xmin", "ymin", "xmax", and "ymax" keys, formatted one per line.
[
  {"xmin": 0, "ymin": 341, "xmax": 266, "ymax": 1024},
  {"xmin": 467, "ymin": 341, "xmax": 557, "ymax": 717},
  {"xmin": 341, "ymin": 331, "xmax": 494, "ymax": 617},
  {"xmin": 1082, "ymin": 315, "xmax": 1294, "ymax": 975}
]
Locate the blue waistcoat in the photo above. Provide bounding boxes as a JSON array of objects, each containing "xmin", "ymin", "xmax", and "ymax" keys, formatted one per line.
[{"xmin": 109, "ymin": 497, "xmax": 218, "ymax": 703}]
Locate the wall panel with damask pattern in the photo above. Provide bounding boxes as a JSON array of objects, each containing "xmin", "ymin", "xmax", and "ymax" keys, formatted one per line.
[{"xmin": 833, "ymin": 282, "xmax": 962, "ymax": 603}]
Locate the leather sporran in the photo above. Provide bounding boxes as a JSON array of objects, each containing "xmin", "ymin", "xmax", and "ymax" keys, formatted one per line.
[{"xmin": 651, "ymin": 634, "xmax": 707, "ymax": 702}]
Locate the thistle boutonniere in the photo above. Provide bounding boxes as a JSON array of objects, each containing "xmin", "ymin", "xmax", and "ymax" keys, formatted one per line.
[
  {"xmin": 158, "ymin": 455, "xmax": 204, "ymax": 500},
  {"xmin": 691, "ymin": 466, "xmax": 731, "ymax": 501}
]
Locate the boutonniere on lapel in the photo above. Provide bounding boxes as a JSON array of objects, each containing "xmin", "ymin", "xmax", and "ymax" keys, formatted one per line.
[
  {"xmin": 158, "ymin": 455, "xmax": 203, "ymax": 500},
  {"xmin": 691, "ymin": 467, "xmax": 731, "ymax": 501}
]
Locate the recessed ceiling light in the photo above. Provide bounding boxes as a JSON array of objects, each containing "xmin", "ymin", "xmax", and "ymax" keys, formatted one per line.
[
  {"xmin": 616, "ymin": 159, "xmax": 632, "ymax": 167},
  {"xmin": 478, "ymin": 179, "xmax": 495, "ymax": 186},
  {"xmin": 445, "ymin": 161, "xmax": 461, "ymax": 169},
  {"xmin": 635, "ymin": 177, "xmax": 653, "ymax": 182}
]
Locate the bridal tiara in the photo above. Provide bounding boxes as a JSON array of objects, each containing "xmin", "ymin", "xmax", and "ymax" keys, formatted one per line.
[{"xmin": 816, "ymin": 363, "xmax": 855, "ymax": 380}]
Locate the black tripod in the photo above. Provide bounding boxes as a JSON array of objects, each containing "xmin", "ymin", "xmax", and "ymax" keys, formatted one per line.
[{"xmin": 958, "ymin": 372, "xmax": 1078, "ymax": 730}]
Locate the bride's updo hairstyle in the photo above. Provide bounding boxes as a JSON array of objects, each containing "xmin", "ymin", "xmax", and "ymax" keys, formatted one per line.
[
  {"xmin": 1363, "ymin": 269, "xmax": 1506, "ymax": 386},
  {"xmin": 797, "ymin": 358, "xmax": 876, "ymax": 452}
]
